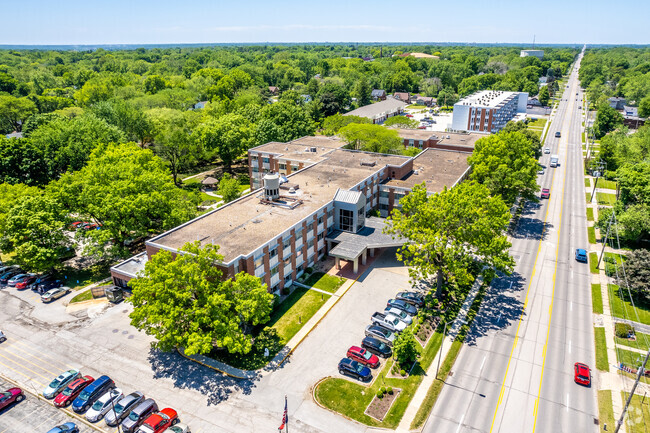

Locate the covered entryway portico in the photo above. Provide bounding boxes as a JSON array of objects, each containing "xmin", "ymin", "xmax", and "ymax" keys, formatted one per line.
[{"xmin": 326, "ymin": 217, "xmax": 405, "ymax": 274}]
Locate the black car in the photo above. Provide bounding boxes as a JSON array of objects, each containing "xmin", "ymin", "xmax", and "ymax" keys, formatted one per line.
[
  {"xmin": 362, "ymin": 336, "xmax": 393, "ymax": 358},
  {"xmin": 28, "ymin": 273, "xmax": 51, "ymax": 291},
  {"xmin": 396, "ymin": 291, "xmax": 424, "ymax": 308},
  {"xmin": 338, "ymin": 358, "xmax": 372, "ymax": 382},
  {"xmin": 387, "ymin": 299, "xmax": 418, "ymax": 316},
  {"xmin": 36, "ymin": 279, "xmax": 63, "ymax": 295},
  {"xmin": 0, "ymin": 269, "xmax": 23, "ymax": 285}
]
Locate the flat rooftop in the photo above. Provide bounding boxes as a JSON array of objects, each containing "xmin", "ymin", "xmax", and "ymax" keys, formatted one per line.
[
  {"xmin": 385, "ymin": 148, "xmax": 470, "ymax": 192},
  {"xmin": 249, "ymin": 136, "xmax": 346, "ymax": 163},
  {"xmin": 395, "ymin": 129, "xmax": 436, "ymax": 141},
  {"xmin": 344, "ymin": 98, "xmax": 407, "ymax": 119},
  {"xmin": 435, "ymin": 132, "xmax": 482, "ymax": 149},
  {"xmin": 150, "ymin": 149, "xmax": 410, "ymax": 264},
  {"xmin": 456, "ymin": 90, "xmax": 520, "ymax": 109}
]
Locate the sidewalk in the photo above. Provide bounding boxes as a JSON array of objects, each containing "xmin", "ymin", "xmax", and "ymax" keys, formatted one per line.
[
  {"xmin": 178, "ymin": 276, "xmax": 359, "ymax": 379},
  {"xmin": 396, "ymin": 274, "xmax": 484, "ymax": 432}
]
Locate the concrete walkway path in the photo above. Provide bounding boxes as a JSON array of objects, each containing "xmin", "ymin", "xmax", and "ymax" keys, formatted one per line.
[{"xmin": 396, "ymin": 274, "xmax": 484, "ymax": 432}]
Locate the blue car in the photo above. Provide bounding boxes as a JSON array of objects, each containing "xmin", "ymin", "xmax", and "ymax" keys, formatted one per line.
[
  {"xmin": 575, "ymin": 248, "xmax": 588, "ymax": 263},
  {"xmin": 71, "ymin": 375, "xmax": 114, "ymax": 413},
  {"xmin": 338, "ymin": 358, "xmax": 372, "ymax": 382},
  {"xmin": 47, "ymin": 422, "xmax": 79, "ymax": 433}
]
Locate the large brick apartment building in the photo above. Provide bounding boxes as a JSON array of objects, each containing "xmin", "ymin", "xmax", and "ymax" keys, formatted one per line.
[
  {"xmin": 111, "ymin": 138, "xmax": 471, "ymax": 295},
  {"xmin": 451, "ymin": 90, "xmax": 528, "ymax": 133}
]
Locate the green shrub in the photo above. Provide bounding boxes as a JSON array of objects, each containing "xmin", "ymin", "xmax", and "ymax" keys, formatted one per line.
[
  {"xmin": 387, "ymin": 386, "xmax": 393, "ymax": 394},
  {"xmin": 377, "ymin": 390, "xmax": 384, "ymax": 399},
  {"xmin": 305, "ymin": 267, "xmax": 313, "ymax": 274},
  {"xmin": 400, "ymin": 369, "xmax": 406, "ymax": 376},
  {"xmin": 615, "ymin": 322, "xmax": 634, "ymax": 338}
]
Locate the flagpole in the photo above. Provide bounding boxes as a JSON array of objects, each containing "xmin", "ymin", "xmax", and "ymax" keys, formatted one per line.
[{"xmin": 285, "ymin": 395, "xmax": 289, "ymax": 433}]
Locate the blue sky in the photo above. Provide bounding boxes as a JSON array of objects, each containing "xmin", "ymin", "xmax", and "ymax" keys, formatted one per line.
[{"xmin": 2, "ymin": 0, "xmax": 648, "ymax": 45}]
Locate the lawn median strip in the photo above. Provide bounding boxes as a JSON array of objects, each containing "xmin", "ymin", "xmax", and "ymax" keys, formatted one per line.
[
  {"xmin": 592, "ymin": 283, "xmax": 603, "ymax": 314},
  {"xmin": 594, "ymin": 326, "xmax": 608, "ymax": 371}
]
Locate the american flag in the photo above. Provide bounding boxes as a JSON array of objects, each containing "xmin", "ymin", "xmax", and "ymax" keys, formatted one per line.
[{"xmin": 279, "ymin": 395, "xmax": 288, "ymax": 431}]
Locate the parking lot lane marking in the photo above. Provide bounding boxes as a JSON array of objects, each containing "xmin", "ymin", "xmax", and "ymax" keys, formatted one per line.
[
  {"xmin": 0, "ymin": 359, "xmax": 45, "ymax": 387},
  {"xmin": 0, "ymin": 402, "xmax": 40, "ymax": 433},
  {"xmin": 0, "ymin": 352, "xmax": 52, "ymax": 382},
  {"xmin": 8, "ymin": 339, "xmax": 77, "ymax": 370},
  {"xmin": 1, "ymin": 346, "xmax": 62, "ymax": 376}
]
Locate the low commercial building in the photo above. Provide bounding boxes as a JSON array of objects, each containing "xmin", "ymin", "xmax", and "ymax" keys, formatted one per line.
[
  {"xmin": 396, "ymin": 129, "xmax": 481, "ymax": 152},
  {"xmin": 111, "ymin": 142, "xmax": 472, "ymax": 294},
  {"xmin": 520, "ymin": 50, "xmax": 544, "ymax": 59},
  {"xmin": 451, "ymin": 90, "xmax": 528, "ymax": 133},
  {"xmin": 344, "ymin": 98, "xmax": 407, "ymax": 124}
]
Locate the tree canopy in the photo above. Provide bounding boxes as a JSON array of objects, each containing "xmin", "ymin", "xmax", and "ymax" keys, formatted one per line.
[
  {"xmin": 339, "ymin": 123, "xmax": 402, "ymax": 154},
  {"xmin": 128, "ymin": 241, "xmax": 273, "ymax": 356}
]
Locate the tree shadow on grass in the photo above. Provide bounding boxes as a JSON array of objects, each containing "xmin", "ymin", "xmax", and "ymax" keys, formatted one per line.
[
  {"xmin": 147, "ymin": 348, "xmax": 257, "ymax": 406},
  {"xmin": 463, "ymin": 273, "xmax": 525, "ymax": 346}
]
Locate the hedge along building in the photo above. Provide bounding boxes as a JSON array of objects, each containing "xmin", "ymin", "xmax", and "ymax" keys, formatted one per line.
[{"xmin": 111, "ymin": 146, "xmax": 471, "ymax": 295}]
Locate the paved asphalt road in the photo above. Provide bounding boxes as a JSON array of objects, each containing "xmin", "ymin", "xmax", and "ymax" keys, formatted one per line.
[{"xmin": 425, "ymin": 49, "xmax": 599, "ymax": 433}]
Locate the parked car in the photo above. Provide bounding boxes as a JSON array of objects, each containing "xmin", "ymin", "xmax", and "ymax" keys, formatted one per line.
[
  {"xmin": 36, "ymin": 278, "xmax": 63, "ymax": 294},
  {"xmin": 338, "ymin": 358, "xmax": 372, "ymax": 382},
  {"xmin": 0, "ymin": 387, "xmax": 25, "ymax": 410},
  {"xmin": 0, "ymin": 269, "xmax": 23, "ymax": 285},
  {"xmin": 574, "ymin": 362, "xmax": 591, "ymax": 386},
  {"xmin": 371, "ymin": 312, "xmax": 407, "ymax": 333},
  {"xmin": 396, "ymin": 291, "xmax": 424, "ymax": 307},
  {"xmin": 417, "ymin": 125, "xmax": 427, "ymax": 129},
  {"xmin": 364, "ymin": 324, "xmax": 395, "ymax": 347},
  {"xmin": 54, "ymin": 376, "xmax": 94, "ymax": 408},
  {"xmin": 384, "ymin": 307, "xmax": 413, "ymax": 325},
  {"xmin": 121, "ymin": 398, "xmax": 159, "ymax": 433},
  {"xmin": 575, "ymin": 248, "xmax": 588, "ymax": 263},
  {"xmin": 163, "ymin": 424, "xmax": 191, "ymax": 433},
  {"xmin": 0, "ymin": 265, "xmax": 20, "ymax": 276},
  {"xmin": 346, "ymin": 346, "xmax": 380, "ymax": 368},
  {"xmin": 361, "ymin": 336, "xmax": 392, "ymax": 358},
  {"xmin": 43, "ymin": 369, "xmax": 81, "ymax": 399},
  {"xmin": 137, "ymin": 408, "xmax": 179, "ymax": 433},
  {"xmin": 0, "ymin": 330, "xmax": 6, "ymax": 343},
  {"xmin": 105, "ymin": 391, "xmax": 146, "ymax": 427},
  {"xmin": 86, "ymin": 388, "xmax": 123, "ymax": 422},
  {"xmin": 15, "ymin": 275, "xmax": 37, "ymax": 290},
  {"xmin": 386, "ymin": 299, "xmax": 417, "ymax": 315},
  {"xmin": 7, "ymin": 273, "xmax": 32, "ymax": 287},
  {"xmin": 41, "ymin": 286, "xmax": 70, "ymax": 303},
  {"xmin": 46, "ymin": 423, "xmax": 79, "ymax": 433},
  {"xmin": 72, "ymin": 375, "xmax": 115, "ymax": 413},
  {"xmin": 27, "ymin": 273, "xmax": 51, "ymax": 291},
  {"xmin": 541, "ymin": 188, "xmax": 550, "ymax": 199},
  {"xmin": 405, "ymin": 114, "xmax": 413, "ymax": 118}
]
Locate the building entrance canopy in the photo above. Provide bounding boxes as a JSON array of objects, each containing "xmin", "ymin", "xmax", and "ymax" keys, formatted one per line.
[{"xmin": 326, "ymin": 217, "xmax": 405, "ymax": 262}]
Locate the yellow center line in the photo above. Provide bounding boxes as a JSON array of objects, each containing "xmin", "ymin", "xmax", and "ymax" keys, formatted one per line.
[
  {"xmin": 489, "ymin": 80, "xmax": 574, "ymax": 433},
  {"xmin": 531, "ymin": 81, "xmax": 577, "ymax": 432}
]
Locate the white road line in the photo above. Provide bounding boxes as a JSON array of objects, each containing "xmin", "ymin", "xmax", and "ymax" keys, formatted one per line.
[
  {"xmin": 456, "ymin": 411, "xmax": 466, "ymax": 433},
  {"xmin": 570, "ymin": 301, "xmax": 573, "ymax": 311},
  {"xmin": 480, "ymin": 356, "xmax": 487, "ymax": 371},
  {"xmin": 566, "ymin": 393, "xmax": 569, "ymax": 412}
]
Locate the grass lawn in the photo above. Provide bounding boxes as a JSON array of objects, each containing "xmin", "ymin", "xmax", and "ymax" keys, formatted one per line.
[
  {"xmin": 268, "ymin": 287, "xmax": 331, "ymax": 344},
  {"xmin": 594, "ymin": 327, "xmax": 609, "ymax": 371},
  {"xmin": 60, "ymin": 265, "xmax": 110, "ymax": 291},
  {"xmin": 617, "ymin": 348, "xmax": 646, "ymax": 368},
  {"xmin": 598, "ymin": 390, "xmax": 615, "ymax": 432},
  {"xmin": 587, "ymin": 207, "xmax": 594, "ymax": 221},
  {"xmin": 615, "ymin": 331, "xmax": 650, "ymax": 352},
  {"xmin": 302, "ymin": 272, "xmax": 346, "ymax": 293},
  {"xmin": 586, "ymin": 192, "xmax": 592, "ymax": 203},
  {"xmin": 406, "ymin": 104, "xmax": 427, "ymax": 109},
  {"xmin": 200, "ymin": 192, "xmax": 220, "ymax": 204},
  {"xmin": 582, "ymin": 131, "xmax": 585, "ymax": 143},
  {"xmin": 527, "ymin": 118, "xmax": 547, "ymax": 128},
  {"xmin": 608, "ymin": 284, "xmax": 650, "ymax": 326},
  {"xmin": 588, "ymin": 226, "xmax": 597, "ymax": 244},
  {"xmin": 622, "ymin": 392, "xmax": 650, "ymax": 433},
  {"xmin": 596, "ymin": 192, "xmax": 617, "ymax": 206},
  {"xmin": 592, "ymin": 283, "xmax": 603, "ymax": 314},
  {"xmin": 70, "ymin": 290, "xmax": 94, "ymax": 303},
  {"xmin": 238, "ymin": 183, "xmax": 250, "ymax": 193},
  {"xmin": 597, "ymin": 178, "xmax": 617, "ymax": 190},
  {"xmin": 590, "ymin": 252, "xmax": 600, "ymax": 274},
  {"xmin": 584, "ymin": 177, "xmax": 591, "ymax": 187}
]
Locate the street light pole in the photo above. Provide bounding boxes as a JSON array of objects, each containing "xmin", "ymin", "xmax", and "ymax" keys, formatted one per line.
[{"xmin": 436, "ymin": 320, "xmax": 449, "ymax": 379}]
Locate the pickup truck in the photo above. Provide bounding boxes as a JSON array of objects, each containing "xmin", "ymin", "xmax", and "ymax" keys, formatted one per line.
[{"xmin": 371, "ymin": 312, "xmax": 407, "ymax": 333}]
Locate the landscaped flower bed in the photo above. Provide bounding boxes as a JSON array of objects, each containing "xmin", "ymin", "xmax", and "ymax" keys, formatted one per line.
[{"xmin": 365, "ymin": 387, "xmax": 401, "ymax": 421}]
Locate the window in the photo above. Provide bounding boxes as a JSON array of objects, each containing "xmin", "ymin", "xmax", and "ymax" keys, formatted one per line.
[
  {"xmin": 270, "ymin": 265, "xmax": 279, "ymax": 276},
  {"xmin": 317, "ymin": 232, "xmax": 324, "ymax": 241},
  {"xmin": 339, "ymin": 209, "xmax": 354, "ymax": 232},
  {"xmin": 408, "ymin": 139, "xmax": 414, "ymax": 147},
  {"xmin": 379, "ymin": 203, "xmax": 389, "ymax": 210},
  {"xmin": 262, "ymin": 157, "xmax": 270, "ymax": 164},
  {"xmin": 327, "ymin": 209, "xmax": 334, "ymax": 218},
  {"xmin": 307, "ymin": 222, "xmax": 314, "ymax": 232},
  {"xmin": 269, "ymin": 247, "xmax": 278, "ymax": 258},
  {"xmin": 279, "ymin": 163, "xmax": 286, "ymax": 170},
  {"xmin": 292, "ymin": 165, "xmax": 299, "ymax": 171},
  {"xmin": 284, "ymin": 257, "xmax": 291, "ymax": 266},
  {"xmin": 252, "ymin": 167, "xmax": 259, "ymax": 173},
  {"xmin": 254, "ymin": 255, "xmax": 264, "ymax": 268},
  {"xmin": 308, "ymin": 239, "xmax": 314, "ymax": 249},
  {"xmin": 283, "ymin": 237, "xmax": 291, "ymax": 249},
  {"xmin": 379, "ymin": 191, "xmax": 389, "ymax": 199}
]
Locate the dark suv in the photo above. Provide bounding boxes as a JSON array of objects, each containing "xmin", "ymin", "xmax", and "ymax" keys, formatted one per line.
[
  {"xmin": 338, "ymin": 358, "xmax": 372, "ymax": 382},
  {"xmin": 0, "ymin": 269, "xmax": 23, "ymax": 285},
  {"xmin": 362, "ymin": 336, "xmax": 393, "ymax": 358},
  {"xmin": 36, "ymin": 279, "xmax": 63, "ymax": 295},
  {"xmin": 72, "ymin": 375, "xmax": 115, "ymax": 413}
]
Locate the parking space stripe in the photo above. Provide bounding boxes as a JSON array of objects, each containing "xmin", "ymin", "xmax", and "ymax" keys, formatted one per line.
[
  {"xmin": 0, "ymin": 402, "xmax": 39, "ymax": 433},
  {"xmin": 0, "ymin": 352, "xmax": 51, "ymax": 382},
  {"xmin": 0, "ymin": 346, "xmax": 62, "ymax": 377},
  {"xmin": 0, "ymin": 359, "xmax": 45, "ymax": 388},
  {"xmin": 7, "ymin": 339, "xmax": 77, "ymax": 370}
]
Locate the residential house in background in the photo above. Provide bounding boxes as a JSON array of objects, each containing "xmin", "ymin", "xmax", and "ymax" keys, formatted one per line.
[
  {"xmin": 371, "ymin": 89, "xmax": 387, "ymax": 101},
  {"xmin": 193, "ymin": 101, "xmax": 208, "ymax": 110},
  {"xmin": 268, "ymin": 86, "xmax": 279, "ymax": 95},
  {"xmin": 608, "ymin": 97, "xmax": 627, "ymax": 110},
  {"xmin": 414, "ymin": 95, "xmax": 435, "ymax": 106},
  {"xmin": 393, "ymin": 92, "xmax": 411, "ymax": 103},
  {"xmin": 343, "ymin": 98, "xmax": 407, "ymax": 124},
  {"xmin": 396, "ymin": 129, "xmax": 481, "ymax": 152}
]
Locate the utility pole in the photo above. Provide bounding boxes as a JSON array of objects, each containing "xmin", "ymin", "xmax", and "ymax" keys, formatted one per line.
[
  {"xmin": 436, "ymin": 320, "xmax": 449, "ymax": 379},
  {"xmin": 615, "ymin": 348, "xmax": 650, "ymax": 432},
  {"xmin": 597, "ymin": 210, "xmax": 615, "ymax": 269},
  {"xmin": 590, "ymin": 161, "xmax": 606, "ymax": 203}
]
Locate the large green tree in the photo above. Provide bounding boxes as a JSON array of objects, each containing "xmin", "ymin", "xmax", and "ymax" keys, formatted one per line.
[
  {"xmin": 383, "ymin": 115, "xmax": 419, "ymax": 129},
  {"xmin": 468, "ymin": 131, "xmax": 540, "ymax": 204},
  {"xmin": 254, "ymin": 101, "xmax": 316, "ymax": 144},
  {"xmin": 53, "ymin": 143, "xmax": 198, "ymax": 258},
  {"xmin": 339, "ymin": 123, "xmax": 402, "ymax": 154},
  {"xmin": 538, "ymin": 85, "xmax": 550, "ymax": 106},
  {"xmin": 594, "ymin": 103, "xmax": 624, "ymax": 139},
  {"xmin": 2, "ymin": 194, "xmax": 71, "ymax": 273},
  {"xmin": 626, "ymin": 249, "xmax": 650, "ymax": 303},
  {"xmin": 193, "ymin": 113, "xmax": 252, "ymax": 172},
  {"xmin": 128, "ymin": 241, "xmax": 273, "ymax": 356},
  {"xmin": 321, "ymin": 113, "xmax": 370, "ymax": 135},
  {"xmin": 386, "ymin": 181, "xmax": 513, "ymax": 298},
  {"xmin": 0, "ymin": 137, "xmax": 49, "ymax": 185},
  {"xmin": 217, "ymin": 173, "xmax": 242, "ymax": 203},
  {"xmin": 0, "ymin": 95, "xmax": 37, "ymax": 132}
]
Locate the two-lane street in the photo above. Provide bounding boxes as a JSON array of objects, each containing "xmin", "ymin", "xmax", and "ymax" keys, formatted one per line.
[{"xmin": 425, "ymin": 49, "xmax": 598, "ymax": 433}]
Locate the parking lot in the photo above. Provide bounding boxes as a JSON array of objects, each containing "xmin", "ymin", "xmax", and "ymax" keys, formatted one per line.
[
  {"xmin": 0, "ymin": 377, "xmax": 95, "ymax": 433},
  {"xmin": 0, "ymin": 248, "xmax": 412, "ymax": 433}
]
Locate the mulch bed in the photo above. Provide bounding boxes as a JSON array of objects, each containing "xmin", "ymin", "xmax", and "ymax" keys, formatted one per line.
[
  {"xmin": 415, "ymin": 316, "xmax": 440, "ymax": 346},
  {"xmin": 386, "ymin": 358, "xmax": 416, "ymax": 379},
  {"xmin": 365, "ymin": 388, "xmax": 402, "ymax": 421}
]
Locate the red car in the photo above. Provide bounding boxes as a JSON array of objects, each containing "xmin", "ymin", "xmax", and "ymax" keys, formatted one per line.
[
  {"xmin": 54, "ymin": 376, "xmax": 94, "ymax": 408},
  {"xmin": 138, "ymin": 408, "xmax": 179, "ymax": 433},
  {"xmin": 541, "ymin": 188, "xmax": 550, "ymax": 199},
  {"xmin": 405, "ymin": 114, "xmax": 413, "ymax": 118},
  {"xmin": 574, "ymin": 362, "xmax": 591, "ymax": 386},
  {"xmin": 15, "ymin": 275, "xmax": 37, "ymax": 290},
  {"xmin": 0, "ymin": 387, "xmax": 25, "ymax": 410},
  {"xmin": 346, "ymin": 346, "xmax": 380, "ymax": 368}
]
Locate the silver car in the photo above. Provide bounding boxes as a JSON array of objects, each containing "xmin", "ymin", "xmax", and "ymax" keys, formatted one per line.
[
  {"xmin": 41, "ymin": 286, "xmax": 70, "ymax": 303},
  {"xmin": 43, "ymin": 369, "xmax": 80, "ymax": 399},
  {"xmin": 164, "ymin": 424, "xmax": 191, "ymax": 433},
  {"xmin": 105, "ymin": 391, "xmax": 145, "ymax": 427},
  {"xmin": 85, "ymin": 388, "xmax": 123, "ymax": 422}
]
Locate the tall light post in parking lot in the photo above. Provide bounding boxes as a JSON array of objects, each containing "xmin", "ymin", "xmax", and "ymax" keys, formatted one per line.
[{"xmin": 110, "ymin": 394, "xmax": 122, "ymax": 433}]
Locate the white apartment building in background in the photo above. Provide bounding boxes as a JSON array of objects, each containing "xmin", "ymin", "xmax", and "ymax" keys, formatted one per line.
[
  {"xmin": 520, "ymin": 49, "xmax": 544, "ymax": 59},
  {"xmin": 450, "ymin": 90, "xmax": 528, "ymax": 134}
]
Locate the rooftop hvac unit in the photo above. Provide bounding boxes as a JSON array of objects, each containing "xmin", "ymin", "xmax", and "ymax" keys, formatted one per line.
[
  {"xmin": 263, "ymin": 173, "xmax": 280, "ymax": 201},
  {"xmin": 310, "ymin": 147, "xmax": 317, "ymax": 152}
]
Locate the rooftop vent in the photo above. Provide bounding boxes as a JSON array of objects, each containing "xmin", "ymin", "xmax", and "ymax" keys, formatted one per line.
[
  {"xmin": 263, "ymin": 173, "xmax": 280, "ymax": 201},
  {"xmin": 360, "ymin": 161, "xmax": 376, "ymax": 167},
  {"xmin": 310, "ymin": 147, "xmax": 317, "ymax": 152}
]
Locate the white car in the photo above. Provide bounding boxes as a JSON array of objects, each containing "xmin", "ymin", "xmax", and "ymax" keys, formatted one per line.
[
  {"xmin": 538, "ymin": 168, "xmax": 545, "ymax": 175},
  {"xmin": 544, "ymin": 147, "xmax": 550, "ymax": 154},
  {"xmin": 85, "ymin": 388, "xmax": 123, "ymax": 422},
  {"xmin": 164, "ymin": 424, "xmax": 191, "ymax": 433},
  {"xmin": 384, "ymin": 307, "xmax": 414, "ymax": 325}
]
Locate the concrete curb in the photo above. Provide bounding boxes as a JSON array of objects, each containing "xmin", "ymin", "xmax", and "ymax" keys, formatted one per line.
[
  {"xmin": 175, "ymin": 348, "xmax": 256, "ymax": 380},
  {"xmin": 0, "ymin": 372, "xmax": 107, "ymax": 432}
]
